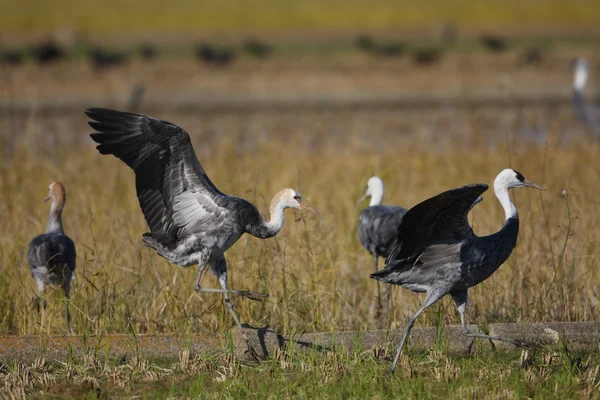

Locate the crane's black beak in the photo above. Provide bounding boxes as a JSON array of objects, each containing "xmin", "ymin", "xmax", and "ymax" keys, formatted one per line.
[
  {"xmin": 299, "ymin": 202, "xmax": 319, "ymax": 215},
  {"xmin": 524, "ymin": 179, "xmax": 545, "ymax": 191}
]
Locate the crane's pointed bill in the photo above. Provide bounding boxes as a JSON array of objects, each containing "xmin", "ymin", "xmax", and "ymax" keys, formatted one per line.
[
  {"xmin": 358, "ymin": 192, "xmax": 368, "ymax": 205},
  {"xmin": 523, "ymin": 179, "xmax": 545, "ymax": 191},
  {"xmin": 44, "ymin": 195, "xmax": 51, "ymax": 203},
  {"xmin": 299, "ymin": 203, "xmax": 319, "ymax": 215}
]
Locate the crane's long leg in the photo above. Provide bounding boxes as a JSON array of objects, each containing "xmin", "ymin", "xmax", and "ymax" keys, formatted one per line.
[
  {"xmin": 451, "ymin": 290, "xmax": 533, "ymax": 349},
  {"xmin": 385, "ymin": 284, "xmax": 392, "ymax": 322},
  {"xmin": 63, "ymin": 283, "xmax": 71, "ymax": 335},
  {"xmin": 36, "ymin": 279, "xmax": 47, "ymax": 333},
  {"xmin": 193, "ymin": 264, "xmax": 267, "ymax": 301},
  {"xmin": 214, "ymin": 265, "xmax": 260, "ymax": 361},
  {"xmin": 373, "ymin": 252, "xmax": 383, "ymax": 317},
  {"xmin": 390, "ymin": 288, "xmax": 447, "ymax": 374}
]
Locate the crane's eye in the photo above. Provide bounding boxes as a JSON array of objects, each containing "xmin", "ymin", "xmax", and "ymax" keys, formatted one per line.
[{"xmin": 293, "ymin": 195, "xmax": 300, "ymax": 201}]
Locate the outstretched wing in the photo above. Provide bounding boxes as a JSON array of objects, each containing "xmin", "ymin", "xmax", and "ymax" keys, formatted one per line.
[
  {"xmin": 87, "ymin": 108, "xmax": 228, "ymax": 243},
  {"xmin": 384, "ymin": 184, "xmax": 488, "ymax": 268}
]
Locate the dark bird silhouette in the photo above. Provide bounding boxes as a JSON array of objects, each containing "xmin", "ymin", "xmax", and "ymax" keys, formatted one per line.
[
  {"xmin": 196, "ymin": 44, "xmax": 235, "ymax": 66},
  {"xmin": 371, "ymin": 169, "xmax": 544, "ymax": 373},
  {"xmin": 413, "ymin": 47, "xmax": 443, "ymax": 66},
  {"xmin": 139, "ymin": 43, "xmax": 158, "ymax": 61},
  {"xmin": 89, "ymin": 48, "xmax": 128, "ymax": 70},
  {"xmin": 87, "ymin": 108, "xmax": 318, "ymax": 357},
  {"xmin": 28, "ymin": 182, "xmax": 76, "ymax": 334},
  {"xmin": 31, "ymin": 40, "xmax": 65, "ymax": 64},
  {"xmin": 480, "ymin": 34, "xmax": 508, "ymax": 52}
]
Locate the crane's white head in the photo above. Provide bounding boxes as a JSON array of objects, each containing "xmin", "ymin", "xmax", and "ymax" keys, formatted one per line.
[
  {"xmin": 44, "ymin": 181, "xmax": 66, "ymax": 205},
  {"xmin": 494, "ymin": 169, "xmax": 545, "ymax": 192},
  {"xmin": 572, "ymin": 58, "xmax": 589, "ymax": 92},
  {"xmin": 272, "ymin": 188, "xmax": 319, "ymax": 215},
  {"xmin": 359, "ymin": 176, "xmax": 384, "ymax": 206}
]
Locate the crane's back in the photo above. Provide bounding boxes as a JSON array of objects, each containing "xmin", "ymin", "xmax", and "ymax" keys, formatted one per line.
[{"xmin": 28, "ymin": 233, "xmax": 76, "ymax": 285}]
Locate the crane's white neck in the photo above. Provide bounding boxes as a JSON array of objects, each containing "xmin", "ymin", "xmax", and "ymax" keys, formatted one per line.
[
  {"xmin": 494, "ymin": 184, "xmax": 518, "ymax": 220},
  {"xmin": 574, "ymin": 63, "xmax": 588, "ymax": 92},
  {"xmin": 368, "ymin": 182, "xmax": 384, "ymax": 206},
  {"xmin": 264, "ymin": 200, "xmax": 286, "ymax": 236},
  {"xmin": 46, "ymin": 202, "xmax": 64, "ymax": 234}
]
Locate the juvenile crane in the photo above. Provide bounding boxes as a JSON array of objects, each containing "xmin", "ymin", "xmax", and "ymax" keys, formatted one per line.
[
  {"xmin": 371, "ymin": 169, "xmax": 544, "ymax": 373},
  {"xmin": 28, "ymin": 182, "xmax": 76, "ymax": 334},
  {"xmin": 358, "ymin": 176, "xmax": 407, "ymax": 316},
  {"xmin": 572, "ymin": 58, "xmax": 599, "ymax": 134},
  {"xmin": 87, "ymin": 108, "xmax": 318, "ymax": 356}
]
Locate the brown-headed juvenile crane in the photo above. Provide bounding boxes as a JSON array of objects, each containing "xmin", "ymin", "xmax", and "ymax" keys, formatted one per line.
[
  {"xmin": 87, "ymin": 108, "xmax": 318, "ymax": 357},
  {"xmin": 28, "ymin": 182, "xmax": 76, "ymax": 334},
  {"xmin": 371, "ymin": 169, "xmax": 544, "ymax": 373}
]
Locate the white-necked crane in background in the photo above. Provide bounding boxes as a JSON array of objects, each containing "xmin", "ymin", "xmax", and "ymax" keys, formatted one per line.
[
  {"xmin": 371, "ymin": 169, "xmax": 544, "ymax": 373},
  {"xmin": 358, "ymin": 176, "xmax": 407, "ymax": 317},
  {"xmin": 87, "ymin": 108, "xmax": 318, "ymax": 357},
  {"xmin": 572, "ymin": 58, "xmax": 599, "ymax": 134},
  {"xmin": 28, "ymin": 182, "xmax": 76, "ymax": 334}
]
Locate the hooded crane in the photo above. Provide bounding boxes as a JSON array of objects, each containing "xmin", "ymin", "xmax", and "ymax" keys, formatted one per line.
[
  {"xmin": 87, "ymin": 108, "xmax": 318, "ymax": 357},
  {"xmin": 28, "ymin": 182, "xmax": 76, "ymax": 334},
  {"xmin": 371, "ymin": 169, "xmax": 544, "ymax": 373},
  {"xmin": 572, "ymin": 58, "xmax": 599, "ymax": 134},
  {"xmin": 358, "ymin": 176, "xmax": 407, "ymax": 316}
]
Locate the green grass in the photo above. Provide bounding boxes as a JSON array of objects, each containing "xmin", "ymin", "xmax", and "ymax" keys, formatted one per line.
[
  {"xmin": 3, "ymin": 346, "xmax": 599, "ymax": 398},
  {"xmin": 2, "ymin": 0, "xmax": 600, "ymax": 34}
]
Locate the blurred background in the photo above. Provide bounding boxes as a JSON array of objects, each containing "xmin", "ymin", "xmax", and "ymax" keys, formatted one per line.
[{"xmin": 0, "ymin": 1, "xmax": 599, "ymax": 335}]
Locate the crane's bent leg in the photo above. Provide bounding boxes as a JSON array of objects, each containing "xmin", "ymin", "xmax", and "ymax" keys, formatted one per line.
[
  {"xmin": 373, "ymin": 252, "xmax": 382, "ymax": 317},
  {"xmin": 193, "ymin": 259, "xmax": 267, "ymax": 301},
  {"xmin": 451, "ymin": 290, "xmax": 533, "ymax": 349},
  {"xmin": 391, "ymin": 288, "xmax": 447, "ymax": 374},
  {"xmin": 217, "ymin": 271, "xmax": 260, "ymax": 360}
]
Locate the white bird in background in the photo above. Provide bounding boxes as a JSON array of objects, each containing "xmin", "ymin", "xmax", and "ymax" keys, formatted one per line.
[
  {"xmin": 372, "ymin": 169, "xmax": 544, "ymax": 373},
  {"xmin": 572, "ymin": 57, "xmax": 600, "ymax": 134},
  {"xmin": 87, "ymin": 108, "xmax": 318, "ymax": 357},
  {"xmin": 28, "ymin": 182, "xmax": 76, "ymax": 334}
]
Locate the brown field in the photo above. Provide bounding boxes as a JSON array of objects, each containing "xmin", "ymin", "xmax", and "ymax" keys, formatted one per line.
[{"xmin": 0, "ymin": 49, "xmax": 599, "ymax": 342}]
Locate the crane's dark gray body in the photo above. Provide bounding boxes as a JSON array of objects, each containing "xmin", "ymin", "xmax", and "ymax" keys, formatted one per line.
[
  {"xmin": 88, "ymin": 108, "xmax": 275, "ymax": 269},
  {"xmin": 87, "ymin": 107, "xmax": 307, "ymax": 357},
  {"xmin": 28, "ymin": 233, "xmax": 76, "ymax": 288},
  {"xmin": 358, "ymin": 205, "xmax": 407, "ymax": 260},
  {"xmin": 371, "ymin": 183, "xmax": 530, "ymax": 373}
]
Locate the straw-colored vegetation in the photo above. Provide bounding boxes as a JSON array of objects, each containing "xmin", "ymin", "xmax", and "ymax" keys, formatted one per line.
[{"xmin": 0, "ymin": 105, "xmax": 598, "ymax": 338}]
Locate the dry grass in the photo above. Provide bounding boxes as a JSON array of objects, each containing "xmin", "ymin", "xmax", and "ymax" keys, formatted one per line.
[{"xmin": 0, "ymin": 95, "xmax": 599, "ymax": 338}]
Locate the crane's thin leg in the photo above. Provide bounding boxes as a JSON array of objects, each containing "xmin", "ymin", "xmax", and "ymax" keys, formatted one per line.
[
  {"xmin": 385, "ymin": 284, "xmax": 392, "ymax": 322},
  {"xmin": 217, "ymin": 271, "xmax": 260, "ymax": 361},
  {"xmin": 63, "ymin": 283, "xmax": 71, "ymax": 335},
  {"xmin": 390, "ymin": 288, "xmax": 447, "ymax": 374},
  {"xmin": 194, "ymin": 263, "xmax": 268, "ymax": 301},
  {"xmin": 451, "ymin": 290, "xmax": 533, "ymax": 349},
  {"xmin": 36, "ymin": 279, "xmax": 47, "ymax": 332},
  {"xmin": 373, "ymin": 252, "xmax": 383, "ymax": 317}
]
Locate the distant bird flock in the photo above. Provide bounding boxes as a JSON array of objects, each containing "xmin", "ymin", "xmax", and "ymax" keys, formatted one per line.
[{"xmin": 25, "ymin": 46, "xmax": 600, "ymax": 374}]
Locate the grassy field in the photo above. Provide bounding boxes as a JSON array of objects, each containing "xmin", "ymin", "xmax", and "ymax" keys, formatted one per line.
[
  {"xmin": 2, "ymin": 345, "xmax": 600, "ymax": 398},
  {"xmin": 1, "ymin": 52, "xmax": 600, "ymax": 396},
  {"xmin": 2, "ymin": 0, "xmax": 600, "ymax": 35}
]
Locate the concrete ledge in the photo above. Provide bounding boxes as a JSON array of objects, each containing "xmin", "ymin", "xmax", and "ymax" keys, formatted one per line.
[{"xmin": 1, "ymin": 322, "xmax": 598, "ymax": 364}]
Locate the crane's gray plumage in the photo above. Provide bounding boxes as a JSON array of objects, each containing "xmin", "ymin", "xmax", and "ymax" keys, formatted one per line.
[
  {"xmin": 87, "ymin": 108, "xmax": 317, "ymax": 357},
  {"xmin": 371, "ymin": 169, "xmax": 544, "ymax": 373},
  {"xmin": 358, "ymin": 176, "xmax": 407, "ymax": 316},
  {"xmin": 572, "ymin": 58, "xmax": 600, "ymax": 134},
  {"xmin": 28, "ymin": 181, "xmax": 76, "ymax": 334}
]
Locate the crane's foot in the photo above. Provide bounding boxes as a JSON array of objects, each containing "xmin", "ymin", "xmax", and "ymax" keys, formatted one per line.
[
  {"xmin": 193, "ymin": 285, "xmax": 268, "ymax": 301},
  {"xmin": 231, "ymin": 290, "xmax": 268, "ymax": 301}
]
